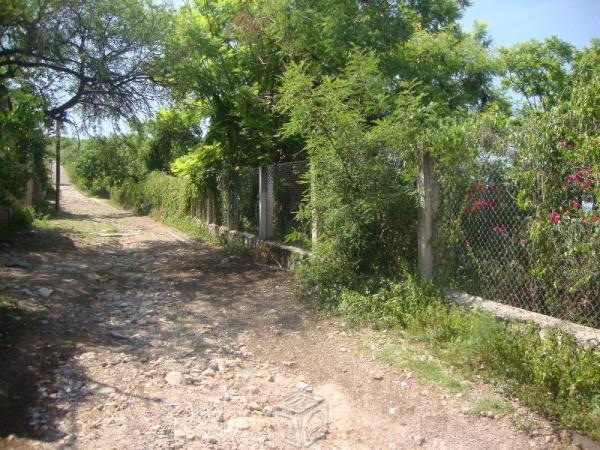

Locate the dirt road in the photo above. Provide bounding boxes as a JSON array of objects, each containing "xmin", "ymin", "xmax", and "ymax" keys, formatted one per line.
[{"xmin": 0, "ymin": 173, "xmax": 560, "ymax": 449}]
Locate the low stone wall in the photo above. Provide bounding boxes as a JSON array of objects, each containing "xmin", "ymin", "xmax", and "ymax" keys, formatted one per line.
[
  {"xmin": 446, "ymin": 290, "xmax": 599, "ymax": 348},
  {"xmin": 205, "ymin": 223, "xmax": 309, "ymax": 269}
]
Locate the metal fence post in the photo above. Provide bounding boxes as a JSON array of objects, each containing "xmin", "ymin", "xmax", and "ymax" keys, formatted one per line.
[
  {"xmin": 417, "ymin": 151, "xmax": 440, "ymax": 282},
  {"xmin": 259, "ymin": 165, "xmax": 274, "ymax": 240}
]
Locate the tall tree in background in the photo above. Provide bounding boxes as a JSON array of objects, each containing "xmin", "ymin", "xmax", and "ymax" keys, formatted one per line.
[{"xmin": 0, "ymin": 0, "xmax": 171, "ymax": 123}]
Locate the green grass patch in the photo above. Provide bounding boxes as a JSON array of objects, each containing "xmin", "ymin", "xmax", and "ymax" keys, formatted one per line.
[
  {"xmin": 377, "ymin": 343, "xmax": 465, "ymax": 392},
  {"xmin": 101, "ymin": 225, "xmax": 120, "ymax": 234},
  {"xmin": 0, "ymin": 291, "xmax": 16, "ymax": 310},
  {"xmin": 473, "ymin": 395, "xmax": 513, "ymax": 416}
]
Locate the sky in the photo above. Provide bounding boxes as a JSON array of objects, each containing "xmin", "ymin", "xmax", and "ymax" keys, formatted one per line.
[{"xmin": 460, "ymin": 0, "xmax": 600, "ymax": 48}]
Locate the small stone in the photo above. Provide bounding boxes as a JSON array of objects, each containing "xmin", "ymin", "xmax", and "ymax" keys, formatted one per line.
[
  {"xmin": 268, "ymin": 374, "xmax": 275, "ymax": 382},
  {"xmin": 38, "ymin": 287, "xmax": 54, "ymax": 298},
  {"xmin": 109, "ymin": 331, "xmax": 129, "ymax": 340},
  {"xmin": 389, "ymin": 407, "xmax": 397, "ymax": 415},
  {"xmin": 247, "ymin": 401, "xmax": 261, "ymax": 411},
  {"xmin": 296, "ymin": 381, "xmax": 309, "ymax": 390},
  {"xmin": 339, "ymin": 347, "xmax": 348, "ymax": 353},
  {"xmin": 5, "ymin": 258, "xmax": 29, "ymax": 269},
  {"xmin": 202, "ymin": 368, "xmax": 215, "ymax": 378},
  {"xmin": 282, "ymin": 361, "xmax": 295, "ymax": 368},
  {"xmin": 220, "ymin": 393, "xmax": 231, "ymax": 401},
  {"xmin": 96, "ymin": 386, "xmax": 116, "ymax": 395},
  {"xmin": 165, "ymin": 371, "xmax": 185, "ymax": 386},
  {"xmin": 372, "ymin": 372, "xmax": 384, "ymax": 380},
  {"xmin": 173, "ymin": 429, "xmax": 186, "ymax": 439},
  {"xmin": 263, "ymin": 406, "xmax": 273, "ymax": 417},
  {"xmin": 414, "ymin": 435, "xmax": 426, "ymax": 446},
  {"xmin": 227, "ymin": 417, "xmax": 252, "ymax": 431}
]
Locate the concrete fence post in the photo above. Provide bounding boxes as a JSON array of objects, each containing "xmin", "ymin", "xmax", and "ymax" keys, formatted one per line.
[
  {"xmin": 259, "ymin": 165, "xmax": 274, "ymax": 240},
  {"xmin": 206, "ymin": 190, "xmax": 216, "ymax": 225},
  {"xmin": 417, "ymin": 151, "xmax": 440, "ymax": 282},
  {"xmin": 227, "ymin": 186, "xmax": 239, "ymax": 231},
  {"xmin": 310, "ymin": 161, "xmax": 319, "ymax": 248}
]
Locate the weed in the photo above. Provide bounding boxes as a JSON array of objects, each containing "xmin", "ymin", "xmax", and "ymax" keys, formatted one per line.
[
  {"xmin": 473, "ymin": 395, "xmax": 513, "ymax": 416},
  {"xmin": 377, "ymin": 344, "xmax": 464, "ymax": 392},
  {"xmin": 0, "ymin": 291, "xmax": 16, "ymax": 310},
  {"xmin": 223, "ymin": 240, "xmax": 251, "ymax": 259}
]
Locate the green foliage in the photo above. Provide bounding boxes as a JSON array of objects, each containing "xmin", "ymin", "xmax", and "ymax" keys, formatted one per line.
[
  {"xmin": 278, "ymin": 53, "xmax": 421, "ymax": 277},
  {"xmin": 139, "ymin": 171, "xmax": 189, "ymax": 219},
  {"xmin": 70, "ymin": 135, "xmax": 146, "ymax": 196},
  {"xmin": 0, "ymin": 91, "xmax": 47, "ymax": 207},
  {"xmin": 500, "ymin": 37, "xmax": 575, "ymax": 111},
  {"xmin": 144, "ymin": 106, "xmax": 202, "ymax": 172},
  {"xmin": 8, "ymin": 206, "xmax": 36, "ymax": 230},
  {"xmin": 171, "ymin": 143, "xmax": 223, "ymax": 198}
]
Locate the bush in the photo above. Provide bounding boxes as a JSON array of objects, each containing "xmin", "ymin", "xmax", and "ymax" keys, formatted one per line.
[
  {"xmin": 0, "ymin": 91, "xmax": 47, "ymax": 208},
  {"xmin": 70, "ymin": 134, "xmax": 146, "ymax": 196},
  {"xmin": 140, "ymin": 171, "xmax": 188, "ymax": 219},
  {"xmin": 8, "ymin": 206, "xmax": 36, "ymax": 230}
]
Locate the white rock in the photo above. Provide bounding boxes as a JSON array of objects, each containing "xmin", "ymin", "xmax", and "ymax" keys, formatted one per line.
[
  {"xmin": 38, "ymin": 287, "xmax": 54, "ymax": 298},
  {"xmin": 165, "ymin": 371, "xmax": 185, "ymax": 386},
  {"xmin": 96, "ymin": 386, "xmax": 116, "ymax": 395},
  {"xmin": 414, "ymin": 435, "xmax": 426, "ymax": 446},
  {"xmin": 389, "ymin": 407, "xmax": 397, "ymax": 415},
  {"xmin": 173, "ymin": 429, "xmax": 186, "ymax": 439}
]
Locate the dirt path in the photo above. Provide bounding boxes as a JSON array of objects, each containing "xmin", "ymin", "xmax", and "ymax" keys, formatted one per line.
[{"xmin": 0, "ymin": 173, "xmax": 562, "ymax": 449}]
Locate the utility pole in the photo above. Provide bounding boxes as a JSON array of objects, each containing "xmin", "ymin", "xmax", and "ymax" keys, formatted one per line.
[{"xmin": 55, "ymin": 120, "xmax": 61, "ymax": 212}]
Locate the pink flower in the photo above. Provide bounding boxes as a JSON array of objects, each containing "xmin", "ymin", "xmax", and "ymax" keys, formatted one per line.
[
  {"xmin": 548, "ymin": 210, "xmax": 561, "ymax": 224},
  {"xmin": 519, "ymin": 239, "xmax": 527, "ymax": 247},
  {"xmin": 570, "ymin": 200, "xmax": 581, "ymax": 209},
  {"xmin": 559, "ymin": 138, "xmax": 568, "ymax": 148},
  {"xmin": 493, "ymin": 226, "xmax": 506, "ymax": 234}
]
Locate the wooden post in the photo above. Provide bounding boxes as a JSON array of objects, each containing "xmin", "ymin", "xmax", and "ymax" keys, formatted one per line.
[
  {"xmin": 259, "ymin": 165, "xmax": 273, "ymax": 240},
  {"xmin": 417, "ymin": 151, "xmax": 440, "ymax": 282},
  {"xmin": 55, "ymin": 120, "xmax": 61, "ymax": 213}
]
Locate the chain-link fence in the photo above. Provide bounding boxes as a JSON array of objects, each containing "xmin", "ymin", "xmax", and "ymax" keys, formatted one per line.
[
  {"xmin": 272, "ymin": 160, "xmax": 309, "ymax": 244},
  {"xmin": 439, "ymin": 178, "xmax": 599, "ymax": 329}
]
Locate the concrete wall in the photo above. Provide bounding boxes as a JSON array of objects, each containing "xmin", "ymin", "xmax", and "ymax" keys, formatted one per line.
[{"xmin": 205, "ymin": 223, "xmax": 309, "ymax": 269}]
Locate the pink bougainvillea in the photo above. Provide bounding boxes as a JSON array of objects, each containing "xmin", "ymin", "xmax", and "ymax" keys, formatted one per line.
[{"xmin": 548, "ymin": 210, "xmax": 561, "ymax": 224}]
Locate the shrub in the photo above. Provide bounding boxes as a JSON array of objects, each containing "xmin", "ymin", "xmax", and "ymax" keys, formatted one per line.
[{"xmin": 9, "ymin": 206, "xmax": 36, "ymax": 230}]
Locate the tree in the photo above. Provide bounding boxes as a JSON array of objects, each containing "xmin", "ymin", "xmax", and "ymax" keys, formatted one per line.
[
  {"xmin": 144, "ymin": 106, "xmax": 203, "ymax": 172},
  {"xmin": 0, "ymin": 0, "xmax": 172, "ymax": 122},
  {"xmin": 499, "ymin": 37, "xmax": 575, "ymax": 111}
]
